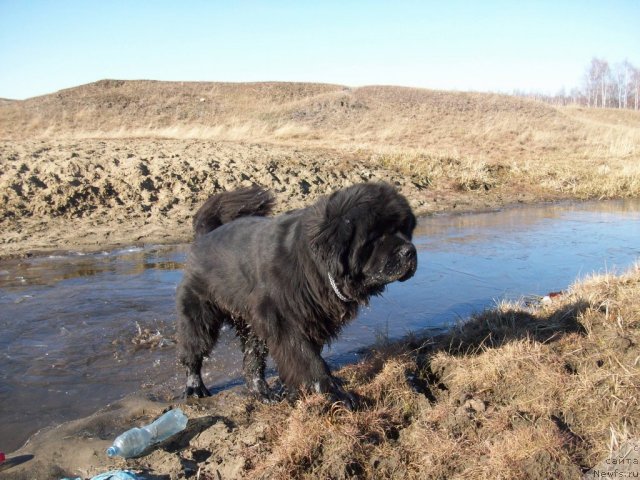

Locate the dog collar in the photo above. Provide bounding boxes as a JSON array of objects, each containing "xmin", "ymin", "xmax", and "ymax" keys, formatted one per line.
[{"xmin": 328, "ymin": 273, "xmax": 353, "ymax": 302}]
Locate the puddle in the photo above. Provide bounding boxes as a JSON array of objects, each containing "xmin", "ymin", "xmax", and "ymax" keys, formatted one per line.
[{"xmin": 1, "ymin": 199, "xmax": 639, "ymax": 452}]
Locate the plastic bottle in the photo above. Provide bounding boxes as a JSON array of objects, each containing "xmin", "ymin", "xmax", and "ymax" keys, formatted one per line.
[{"xmin": 106, "ymin": 408, "xmax": 188, "ymax": 458}]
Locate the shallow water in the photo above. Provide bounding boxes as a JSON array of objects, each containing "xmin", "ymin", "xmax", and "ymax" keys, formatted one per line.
[{"xmin": 1, "ymin": 199, "xmax": 639, "ymax": 452}]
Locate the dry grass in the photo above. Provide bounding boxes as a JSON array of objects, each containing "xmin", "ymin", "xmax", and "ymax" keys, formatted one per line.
[{"xmin": 190, "ymin": 263, "xmax": 640, "ymax": 479}]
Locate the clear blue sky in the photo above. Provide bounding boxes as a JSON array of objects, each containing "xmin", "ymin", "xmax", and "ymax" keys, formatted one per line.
[{"xmin": 1, "ymin": 0, "xmax": 638, "ymax": 99}]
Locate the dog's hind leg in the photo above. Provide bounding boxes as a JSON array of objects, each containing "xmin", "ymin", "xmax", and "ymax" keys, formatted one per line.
[
  {"xmin": 176, "ymin": 282, "xmax": 223, "ymax": 398},
  {"xmin": 237, "ymin": 325, "xmax": 272, "ymax": 401}
]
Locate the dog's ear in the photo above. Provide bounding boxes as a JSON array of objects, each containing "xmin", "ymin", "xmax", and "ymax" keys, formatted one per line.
[{"xmin": 306, "ymin": 191, "xmax": 355, "ymax": 276}]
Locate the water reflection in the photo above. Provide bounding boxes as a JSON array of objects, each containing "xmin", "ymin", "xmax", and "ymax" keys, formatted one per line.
[
  {"xmin": 0, "ymin": 245, "xmax": 186, "ymax": 289},
  {"xmin": 415, "ymin": 200, "xmax": 640, "ymax": 252}
]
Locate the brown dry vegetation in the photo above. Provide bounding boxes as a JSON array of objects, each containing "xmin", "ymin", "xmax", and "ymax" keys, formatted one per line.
[
  {"xmin": 1, "ymin": 80, "xmax": 639, "ymax": 257},
  {"xmin": 235, "ymin": 264, "xmax": 640, "ymax": 479},
  {"xmin": 6, "ymin": 264, "xmax": 639, "ymax": 479}
]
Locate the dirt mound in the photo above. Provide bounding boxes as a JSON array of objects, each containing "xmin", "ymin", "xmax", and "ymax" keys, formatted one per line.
[
  {"xmin": 1, "ymin": 139, "xmax": 457, "ymax": 258},
  {"xmin": 2, "ymin": 80, "xmax": 637, "ymax": 185},
  {"xmin": 3, "ymin": 131, "xmax": 640, "ymax": 259}
]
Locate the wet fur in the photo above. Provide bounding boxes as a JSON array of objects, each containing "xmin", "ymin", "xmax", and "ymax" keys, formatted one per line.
[{"xmin": 176, "ymin": 183, "xmax": 417, "ymax": 406}]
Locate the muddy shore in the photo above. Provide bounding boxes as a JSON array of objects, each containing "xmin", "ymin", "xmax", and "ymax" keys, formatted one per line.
[{"xmin": 0, "ymin": 138, "xmax": 559, "ymax": 260}]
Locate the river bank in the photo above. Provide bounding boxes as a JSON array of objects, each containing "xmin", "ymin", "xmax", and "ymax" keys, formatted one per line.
[
  {"xmin": 2, "ymin": 135, "xmax": 639, "ymax": 259},
  {"xmin": 3, "ymin": 262, "xmax": 639, "ymax": 479}
]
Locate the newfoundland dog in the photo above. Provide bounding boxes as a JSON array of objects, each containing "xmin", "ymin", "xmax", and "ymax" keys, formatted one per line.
[{"xmin": 176, "ymin": 182, "xmax": 417, "ymax": 408}]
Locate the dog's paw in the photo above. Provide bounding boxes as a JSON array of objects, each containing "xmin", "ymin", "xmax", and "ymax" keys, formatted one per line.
[
  {"xmin": 315, "ymin": 377, "xmax": 359, "ymax": 410},
  {"xmin": 327, "ymin": 385, "xmax": 359, "ymax": 411},
  {"xmin": 247, "ymin": 378, "xmax": 279, "ymax": 404},
  {"xmin": 185, "ymin": 372, "xmax": 212, "ymax": 398},
  {"xmin": 185, "ymin": 384, "xmax": 212, "ymax": 398}
]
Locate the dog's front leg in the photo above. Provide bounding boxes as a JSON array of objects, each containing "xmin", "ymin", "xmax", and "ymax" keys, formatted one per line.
[
  {"xmin": 184, "ymin": 357, "xmax": 211, "ymax": 398},
  {"xmin": 269, "ymin": 336, "xmax": 358, "ymax": 410}
]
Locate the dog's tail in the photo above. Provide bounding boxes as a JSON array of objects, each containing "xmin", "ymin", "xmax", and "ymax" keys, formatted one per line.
[{"xmin": 193, "ymin": 185, "xmax": 275, "ymax": 237}]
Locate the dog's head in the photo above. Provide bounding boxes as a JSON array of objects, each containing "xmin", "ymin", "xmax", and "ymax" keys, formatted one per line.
[{"xmin": 307, "ymin": 182, "xmax": 418, "ymax": 301}]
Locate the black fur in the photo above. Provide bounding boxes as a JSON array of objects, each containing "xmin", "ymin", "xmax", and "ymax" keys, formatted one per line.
[
  {"xmin": 192, "ymin": 185, "xmax": 275, "ymax": 238},
  {"xmin": 176, "ymin": 182, "xmax": 417, "ymax": 407}
]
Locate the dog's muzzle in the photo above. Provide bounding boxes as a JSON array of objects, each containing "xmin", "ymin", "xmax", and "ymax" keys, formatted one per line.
[{"xmin": 397, "ymin": 243, "xmax": 418, "ymax": 282}]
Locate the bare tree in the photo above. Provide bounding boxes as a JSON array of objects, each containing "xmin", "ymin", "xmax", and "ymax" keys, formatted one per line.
[
  {"xmin": 613, "ymin": 61, "xmax": 634, "ymax": 109},
  {"xmin": 586, "ymin": 58, "xmax": 613, "ymax": 108},
  {"xmin": 585, "ymin": 59, "xmax": 600, "ymax": 107},
  {"xmin": 621, "ymin": 60, "xmax": 632, "ymax": 109},
  {"xmin": 510, "ymin": 57, "xmax": 637, "ymax": 110},
  {"xmin": 585, "ymin": 58, "xmax": 611, "ymax": 107},
  {"xmin": 570, "ymin": 87, "xmax": 581, "ymax": 105},
  {"xmin": 615, "ymin": 63, "xmax": 624, "ymax": 108},
  {"xmin": 599, "ymin": 59, "xmax": 610, "ymax": 108},
  {"xmin": 633, "ymin": 66, "xmax": 640, "ymax": 110}
]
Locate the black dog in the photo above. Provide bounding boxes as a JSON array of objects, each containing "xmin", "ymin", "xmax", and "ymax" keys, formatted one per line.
[{"xmin": 176, "ymin": 182, "xmax": 417, "ymax": 407}]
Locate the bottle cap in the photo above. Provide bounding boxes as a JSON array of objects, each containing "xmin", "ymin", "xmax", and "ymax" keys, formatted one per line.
[{"xmin": 106, "ymin": 446, "xmax": 119, "ymax": 457}]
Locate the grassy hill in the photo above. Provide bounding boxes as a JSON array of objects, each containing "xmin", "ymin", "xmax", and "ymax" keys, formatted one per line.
[{"xmin": 2, "ymin": 79, "xmax": 637, "ymax": 161}]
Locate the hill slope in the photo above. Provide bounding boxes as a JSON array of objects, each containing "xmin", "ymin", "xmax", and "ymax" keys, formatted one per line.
[{"xmin": 2, "ymin": 79, "xmax": 637, "ymax": 162}]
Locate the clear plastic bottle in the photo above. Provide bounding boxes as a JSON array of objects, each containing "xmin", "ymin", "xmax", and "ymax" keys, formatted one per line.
[{"xmin": 106, "ymin": 408, "xmax": 188, "ymax": 458}]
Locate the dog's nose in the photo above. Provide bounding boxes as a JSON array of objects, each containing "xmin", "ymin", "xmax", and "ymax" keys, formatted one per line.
[{"xmin": 398, "ymin": 243, "xmax": 416, "ymax": 258}]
